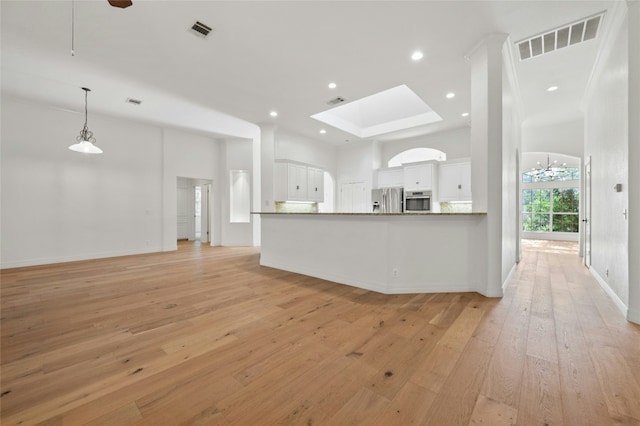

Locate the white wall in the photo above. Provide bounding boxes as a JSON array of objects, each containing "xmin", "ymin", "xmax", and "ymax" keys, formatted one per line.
[
  {"xmin": 0, "ymin": 95, "xmax": 241, "ymax": 268},
  {"xmin": 162, "ymin": 128, "xmax": 222, "ymax": 250},
  {"xmin": 584, "ymin": 11, "xmax": 629, "ymax": 306},
  {"xmin": 381, "ymin": 126, "xmax": 470, "ymax": 167},
  {"xmin": 1, "ymin": 96, "xmax": 162, "ymax": 267},
  {"xmin": 522, "ymin": 118, "xmax": 584, "ymax": 158},
  {"xmin": 221, "ymin": 138, "xmax": 254, "ymax": 246},
  {"xmin": 275, "ymin": 129, "xmax": 337, "ymax": 175}
]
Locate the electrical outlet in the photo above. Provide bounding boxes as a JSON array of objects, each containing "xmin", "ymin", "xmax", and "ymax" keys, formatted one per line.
[
  {"xmin": 605, "ymin": 268, "xmax": 609, "ymax": 277},
  {"xmin": 392, "ymin": 269, "xmax": 398, "ymax": 277}
]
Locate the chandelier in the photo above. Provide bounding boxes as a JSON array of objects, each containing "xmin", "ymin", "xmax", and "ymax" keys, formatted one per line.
[
  {"xmin": 69, "ymin": 87, "xmax": 103, "ymax": 154},
  {"xmin": 529, "ymin": 154, "xmax": 567, "ymax": 181}
]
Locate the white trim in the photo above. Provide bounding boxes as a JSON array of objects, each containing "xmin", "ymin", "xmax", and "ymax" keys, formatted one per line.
[
  {"xmin": 502, "ymin": 36, "xmax": 525, "ymax": 120},
  {"xmin": 1, "ymin": 246, "xmax": 164, "ymax": 269},
  {"xmin": 260, "ymin": 257, "xmax": 389, "ymax": 294},
  {"xmin": 522, "ymin": 232, "xmax": 579, "ymax": 241},
  {"xmin": 628, "ymin": 308, "xmax": 640, "ymax": 325},
  {"xmin": 502, "ymin": 262, "xmax": 517, "ymax": 293},
  {"xmin": 590, "ymin": 267, "xmax": 628, "ymax": 317}
]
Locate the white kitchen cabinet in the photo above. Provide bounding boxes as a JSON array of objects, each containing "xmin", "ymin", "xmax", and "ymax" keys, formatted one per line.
[
  {"xmin": 307, "ymin": 167, "xmax": 324, "ymax": 202},
  {"xmin": 275, "ymin": 162, "xmax": 325, "ymax": 202},
  {"xmin": 377, "ymin": 168, "xmax": 404, "ymax": 188},
  {"xmin": 438, "ymin": 162, "xmax": 472, "ymax": 202},
  {"xmin": 275, "ymin": 163, "xmax": 308, "ymax": 201},
  {"xmin": 403, "ymin": 163, "xmax": 434, "ymax": 191}
]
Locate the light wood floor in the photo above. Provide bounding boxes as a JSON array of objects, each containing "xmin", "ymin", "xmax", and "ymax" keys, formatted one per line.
[{"xmin": 1, "ymin": 240, "xmax": 639, "ymax": 425}]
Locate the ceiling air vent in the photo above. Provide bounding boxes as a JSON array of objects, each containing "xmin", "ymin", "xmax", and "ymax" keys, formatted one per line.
[
  {"xmin": 190, "ymin": 21, "xmax": 214, "ymax": 38},
  {"xmin": 326, "ymin": 97, "xmax": 346, "ymax": 106},
  {"xmin": 516, "ymin": 11, "xmax": 604, "ymax": 61},
  {"xmin": 126, "ymin": 98, "xmax": 142, "ymax": 105}
]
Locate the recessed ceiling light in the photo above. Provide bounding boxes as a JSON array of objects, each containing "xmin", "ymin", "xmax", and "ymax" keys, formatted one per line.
[
  {"xmin": 270, "ymin": 111, "xmax": 278, "ymax": 117},
  {"xmin": 446, "ymin": 92, "xmax": 455, "ymax": 99},
  {"xmin": 547, "ymin": 86, "xmax": 559, "ymax": 92},
  {"xmin": 320, "ymin": 129, "xmax": 326, "ymax": 134},
  {"xmin": 411, "ymin": 51, "xmax": 424, "ymax": 61},
  {"xmin": 328, "ymin": 82, "xmax": 337, "ymax": 89},
  {"xmin": 461, "ymin": 112, "xmax": 469, "ymax": 117}
]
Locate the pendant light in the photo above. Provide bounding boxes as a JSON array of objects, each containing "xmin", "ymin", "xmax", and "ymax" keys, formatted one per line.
[
  {"xmin": 529, "ymin": 154, "xmax": 567, "ymax": 181},
  {"xmin": 69, "ymin": 87, "xmax": 103, "ymax": 154}
]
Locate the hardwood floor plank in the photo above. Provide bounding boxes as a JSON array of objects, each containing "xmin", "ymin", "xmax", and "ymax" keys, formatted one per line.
[
  {"xmin": 589, "ymin": 344, "xmax": 640, "ymax": 421},
  {"xmin": 423, "ymin": 337, "xmax": 495, "ymax": 425},
  {"xmin": 517, "ymin": 355, "xmax": 564, "ymax": 426},
  {"xmin": 468, "ymin": 394, "xmax": 518, "ymax": 425},
  {"xmin": 1, "ymin": 240, "xmax": 638, "ymax": 425}
]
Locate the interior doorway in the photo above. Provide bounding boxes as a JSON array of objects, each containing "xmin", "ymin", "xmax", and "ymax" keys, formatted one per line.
[{"xmin": 177, "ymin": 177, "xmax": 213, "ymax": 244}]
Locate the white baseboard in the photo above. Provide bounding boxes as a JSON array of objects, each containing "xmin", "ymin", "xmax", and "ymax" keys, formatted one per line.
[
  {"xmin": 502, "ymin": 263, "xmax": 517, "ymax": 293},
  {"xmin": 1, "ymin": 246, "xmax": 163, "ymax": 269},
  {"xmin": 589, "ymin": 267, "xmax": 628, "ymax": 318},
  {"xmin": 260, "ymin": 256, "xmax": 389, "ymax": 294},
  {"xmin": 627, "ymin": 307, "xmax": 640, "ymax": 325}
]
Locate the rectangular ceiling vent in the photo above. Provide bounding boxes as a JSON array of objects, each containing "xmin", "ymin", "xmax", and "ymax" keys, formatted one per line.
[
  {"xmin": 326, "ymin": 97, "xmax": 346, "ymax": 106},
  {"xmin": 190, "ymin": 21, "xmax": 214, "ymax": 38},
  {"xmin": 516, "ymin": 11, "xmax": 605, "ymax": 61}
]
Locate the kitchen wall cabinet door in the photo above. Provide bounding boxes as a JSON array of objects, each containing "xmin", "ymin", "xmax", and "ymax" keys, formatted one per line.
[
  {"xmin": 307, "ymin": 167, "xmax": 324, "ymax": 202},
  {"xmin": 377, "ymin": 168, "xmax": 404, "ymax": 188},
  {"xmin": 403, "ymin": 164, "xmax": 433, "ymax": 191},
  {"xmin": 275, "ymin": 163, "xmax": 308, "ymax": 201},
  {"xmin": 288, "ymin": 164, "xmax": 308, "ymax": 201},
  {"xmin": 438, "ymin": 162, "xmax": 472, "ymax": 201}
]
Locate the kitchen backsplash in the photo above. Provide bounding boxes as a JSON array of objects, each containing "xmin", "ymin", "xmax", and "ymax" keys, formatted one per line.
[
  {"xmin": 275, "ymin": 202, "xmax": 318, "ymax": 213},
  {"xmin": 439, "ymin": 202, "xmax": 472, "ymax": 213}
]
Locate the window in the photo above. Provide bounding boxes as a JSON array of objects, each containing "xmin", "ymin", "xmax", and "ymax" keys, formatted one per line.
[
  {"xmin": 552, "ymin": 188, "xmax": 579, "ymax": 232},
  {"xmin": 522, "ymin": 188, "xmax": 579, "ymax": 233}
]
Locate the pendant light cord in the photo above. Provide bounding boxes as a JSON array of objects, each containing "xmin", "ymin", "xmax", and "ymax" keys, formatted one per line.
[{"xmin": 71, "ymin": 0, "xmax": 75, "ymax": 56}]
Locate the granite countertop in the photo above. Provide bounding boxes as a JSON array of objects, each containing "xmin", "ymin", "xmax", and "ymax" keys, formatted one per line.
[{"xmin": 252, "ymin": 212, "xmax": 487, "ymax": 216}]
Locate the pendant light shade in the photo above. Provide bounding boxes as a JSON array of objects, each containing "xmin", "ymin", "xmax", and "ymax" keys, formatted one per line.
[{"xmin": 69, "ymin": 87, "xmax": 103, "ymax": 154}]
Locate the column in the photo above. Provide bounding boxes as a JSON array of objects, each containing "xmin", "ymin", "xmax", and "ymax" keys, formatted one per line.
[{"xmin": 468, "ymin": 33, "xmax": 508, "ymax": 297}]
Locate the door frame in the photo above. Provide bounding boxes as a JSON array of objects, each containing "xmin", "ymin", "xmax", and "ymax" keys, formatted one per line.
[{"xmin": 583, "ymin": 156, "xmax": 591, "ymax": 267}]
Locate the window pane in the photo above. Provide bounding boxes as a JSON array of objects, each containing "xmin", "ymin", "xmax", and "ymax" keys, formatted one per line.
[
  {"xmin": 533, "ymin": 213, "xmax": 550, "ymax": 231},
  {"xmin": 565, "ymin": 214, "xmax": 579, "ymax": 232},
  {"xmin": 552, "ymin": 214, "xmax": 564, "ymax": 232},
  {"xmin": 522, "ymin": 213, "xmax": 533, "ymax": 231}
]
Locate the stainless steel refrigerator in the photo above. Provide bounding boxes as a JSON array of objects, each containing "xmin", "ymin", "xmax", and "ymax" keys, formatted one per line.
[{"xmin": 371, "ymin": 187, "xmax": 403, "ymax": 213}]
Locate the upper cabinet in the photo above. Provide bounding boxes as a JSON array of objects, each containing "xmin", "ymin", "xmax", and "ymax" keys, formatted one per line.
[
  {"xmin": 307, "ymin": 167, "xmax": 324, "ymax": 202},
  {"xmin": 403, "ymin": 163, "xmax": 435, "ymax": 191},
  {"xmin": 438, "ymin": 162, "xmax": 472, "ymax": 202},
  {"xmin": 377, "ymin": 168, "xmax": 404, "ymax": 188},
  {"xmin": 274, "ymin": 162, "xmax": 324, "ymax": 202}
]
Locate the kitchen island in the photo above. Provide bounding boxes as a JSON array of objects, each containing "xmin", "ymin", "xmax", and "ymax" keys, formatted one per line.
[{"xmin": 255, "ymin": 212, "xmax": 495, "ymax": 296}]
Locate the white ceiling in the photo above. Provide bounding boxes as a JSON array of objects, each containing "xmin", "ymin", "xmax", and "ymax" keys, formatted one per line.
[{"xmin": 0, "ymin": 0, "xmax": 619, "ymax": 145}]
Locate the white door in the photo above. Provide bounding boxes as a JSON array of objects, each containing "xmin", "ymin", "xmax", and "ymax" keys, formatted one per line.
[
  {"xmin": 340, "ymin": 182, "xmax": 366, "ymax": 212},
  {"xmin": 200, "ymin": 184, "xmax": 210, "ymax": 243},
  {"xmin": 177, "ymin": 186, "xmax": 190, "ymax": 240},
  {"xmin": 584, "ymin": 158, "xmax": 591, "ymax": 267}
]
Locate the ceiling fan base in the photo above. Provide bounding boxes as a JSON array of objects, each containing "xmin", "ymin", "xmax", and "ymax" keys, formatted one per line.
[{"xmin": 107, "ymin": 0, "xmax": 133, "ymax": 9}]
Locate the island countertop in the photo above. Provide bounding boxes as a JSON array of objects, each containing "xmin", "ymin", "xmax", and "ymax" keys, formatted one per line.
[{"xmin": 252, "ymin": 212, "xmax": 487, "ymax": 216}]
